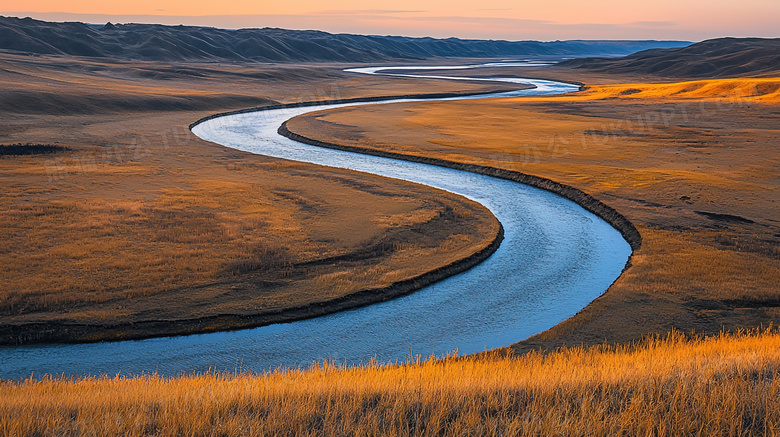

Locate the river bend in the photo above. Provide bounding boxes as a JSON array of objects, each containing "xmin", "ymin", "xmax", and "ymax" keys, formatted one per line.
[{"xmin": 0, "ymin": 64, "xmax": 631, "ymax": 379}]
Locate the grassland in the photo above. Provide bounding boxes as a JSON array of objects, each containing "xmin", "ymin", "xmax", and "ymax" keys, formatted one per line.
[
  {"xmin": 3, "ymin": 52, "xmax": 780, "ymax": 435},
  {"xmin": 2, "ymin": 329, "xmax": 778, "ymax": 436},
  {"xmin": 0, "ymin": 53, "xmax": 509, "ymax": 343},
  {"xmin": 286, "ymin": 76, "xmax": 780, "ymax": 351}
]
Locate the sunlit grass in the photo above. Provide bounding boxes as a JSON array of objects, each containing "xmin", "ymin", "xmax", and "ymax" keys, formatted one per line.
[
  {"xmin": 569, "ymin": 78, "xmax": 780, "ymax": 103},
  {"xmin": 626, "ymin": 227, "xmax": 780, "ymax": 301},
  {"xmin": 2, "ymin": 329, "xmax": 778, "ymax": 436}
]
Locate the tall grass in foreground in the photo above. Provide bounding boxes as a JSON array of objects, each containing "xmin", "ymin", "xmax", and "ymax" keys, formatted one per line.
[{"xmin": 2, "ymin": 330, "xmax": 779, "ymax": 436}]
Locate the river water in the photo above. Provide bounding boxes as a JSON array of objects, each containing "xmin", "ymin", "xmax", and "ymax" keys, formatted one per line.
[{"xmin": 0, "ymin": 63, "xmax": 631, "ymax": 379}]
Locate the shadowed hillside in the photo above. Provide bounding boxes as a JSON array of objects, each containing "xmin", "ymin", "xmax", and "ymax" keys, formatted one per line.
[
  {"xmin": 560, "ymin": 37, "xmax": 780, "ymax": 77},
  {"xmin": 0, "ymin": 16, "xmax": 689, "ymax": 63}
]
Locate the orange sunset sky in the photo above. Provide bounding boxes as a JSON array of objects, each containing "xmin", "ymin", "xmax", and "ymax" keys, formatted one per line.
[{"xmin": 1, "ymin": 0, "xmax": 778, "ymax": 41}]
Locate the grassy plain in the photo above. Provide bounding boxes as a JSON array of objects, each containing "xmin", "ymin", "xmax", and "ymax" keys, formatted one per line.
[
  {"xmin": 2, "ymin": 329, "xmax": 779, "ymax": 436},
  {"xmin": 287, "ymin": 75, "xmax": 780, "ymax": 350},
  {"xmin": 0, "ymin": 53, "xmax": 507, "ymax": 342}
]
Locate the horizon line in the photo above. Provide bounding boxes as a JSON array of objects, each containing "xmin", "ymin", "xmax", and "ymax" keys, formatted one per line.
[{"xmin": 2, "ymin": 11, "xmax": 773, "ymax": 42}]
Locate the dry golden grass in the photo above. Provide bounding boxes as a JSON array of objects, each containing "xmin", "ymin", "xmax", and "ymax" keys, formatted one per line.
[
  {"xmin": 623, "ymin": 228, "xmax": 780, "ymax": 301},
  {"xmin": 287, "ymin": 75, "xmax": 780, "ymax": 349},
  {"xmin": 573, "ymin": 78, "xmax": 780, "ymax": 103},
  {"xmin": 2, "ymin": 329, "xmax": 779, "ymax": 436}
]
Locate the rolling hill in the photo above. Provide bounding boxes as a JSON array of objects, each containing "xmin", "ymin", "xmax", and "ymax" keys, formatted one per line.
[
  {"xmin": 559, "ymin": 37, "xmax": 780, "ymax": 77},
  {"xmin": 0, "ymin": 16, "xmax": 689, "ymax": 63}
]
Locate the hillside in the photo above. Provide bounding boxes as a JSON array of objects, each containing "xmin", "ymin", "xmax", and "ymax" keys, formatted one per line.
[
  {"xmin": 0, "ymin": 16, "xmax": 689, "ymax": 63},
  {"xmin": 559, "ymin": 37, "xmax": 780, "ymax": 77}
]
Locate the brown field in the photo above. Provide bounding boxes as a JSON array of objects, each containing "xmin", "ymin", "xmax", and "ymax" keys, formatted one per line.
[
  {"xmin": 0, "ymin": 53, "xmax": 509, "ymax": 343},
  {"xmin": 2, "ymin": 329, "xmax": 779, "ymax": 436},
  {"xmin": 287, "ymin": 75, "xmax": 780, "ymax": 351},
  {"xmin": 0, "ymin": 52, "xmax": 515, "ymax": 114}
]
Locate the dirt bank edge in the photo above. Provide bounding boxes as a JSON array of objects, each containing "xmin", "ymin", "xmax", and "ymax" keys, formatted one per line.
[{"xmin": 0, "ymin": 223, "xmax": 503, "ymax": 345}]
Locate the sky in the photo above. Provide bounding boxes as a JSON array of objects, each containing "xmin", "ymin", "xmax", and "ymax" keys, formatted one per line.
[{"xmin": 2, "ymin": 0, "xmax": 779, "ymax": 41}]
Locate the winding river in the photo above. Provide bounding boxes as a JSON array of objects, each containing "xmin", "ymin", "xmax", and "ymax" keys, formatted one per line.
[{"xmin": 0, "ymin": 63, "xmax": 632, "ymax": 379}]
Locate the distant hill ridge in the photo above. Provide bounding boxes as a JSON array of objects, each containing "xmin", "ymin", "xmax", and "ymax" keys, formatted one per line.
[
  {"xmin": 0, "ymin": 16, "xmax": 690, "ymax": 63},
  {"xmin": 560, "ymin": 38, "xmax": 780, "ymax": 77}
]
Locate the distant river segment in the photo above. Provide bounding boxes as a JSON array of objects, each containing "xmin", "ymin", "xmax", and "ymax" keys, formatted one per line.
[{"xmin": 0, "ymin": 63, "xmax": 631, "ymax": 379}]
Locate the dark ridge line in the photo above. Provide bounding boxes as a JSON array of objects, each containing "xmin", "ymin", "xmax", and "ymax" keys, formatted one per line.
[
  {"xmin": 694, "ymin": 210, "xmax": 755, "ymax": 224},
  {"xmin": 0, "ymin": 143, "xmax": 70, "ymax": 156},
  {"xmin": 0, "ymin": 16, "xmax": 691, "ymax": 63}
]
